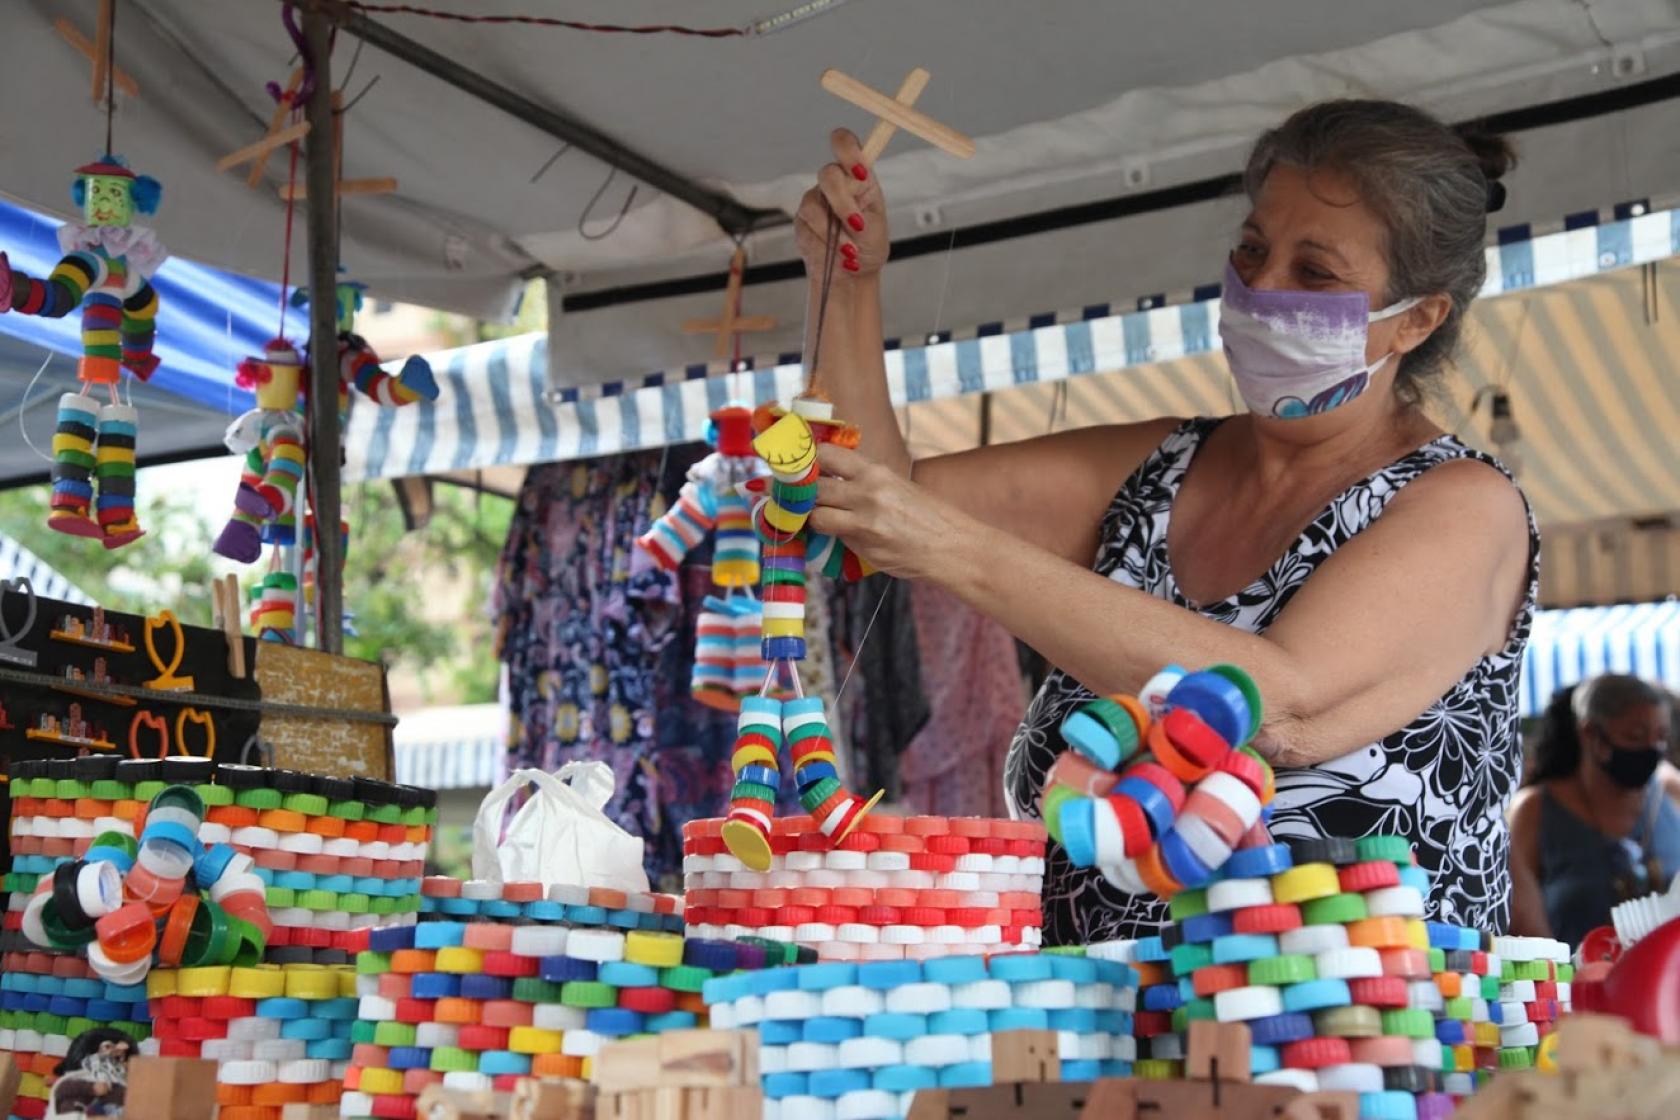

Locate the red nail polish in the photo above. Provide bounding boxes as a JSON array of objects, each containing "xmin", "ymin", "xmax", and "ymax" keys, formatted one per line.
[
  {"xmin": 852, "ymin": 163, "xmax": 869, "ymax": 182},
  {"xmin": 840, "ymin": 242, "xmax": 858, "ymax": 257},
  {"xmin": 847, "ymin": 214, "xmax": 865, "ymax": 232},
  {"xmin": 842, "ymin": 259, "xmax": 860, "ymax": 272}
]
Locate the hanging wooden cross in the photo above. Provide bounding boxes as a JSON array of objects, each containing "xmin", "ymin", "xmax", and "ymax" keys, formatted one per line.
[
  {"xmin": 682, "ymin": 247, "xmax": 777, "ymax": 361},
  {"xmin": 55, "ymin": 2, "xmax": 139, "ymax": 101},
  {"xmin": 217, "ymin": 68, "xmax": 311, "ymax": 186},
  {"xmin": 277, "ymin": 91, "xmax": 398, "ymax": 201},
  {"xmin": 819, "ymin": 67, "xmax": 976, "ymax": 163}
]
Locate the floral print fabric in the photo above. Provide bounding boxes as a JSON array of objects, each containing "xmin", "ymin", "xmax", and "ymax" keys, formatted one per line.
[
  {"xmin": 1004, "ymin": 418, "xmax": 1539, "ymax": 945},
  {"xmin": 494, "ymin": 453, "xmax": 737, "ymax": 889}
]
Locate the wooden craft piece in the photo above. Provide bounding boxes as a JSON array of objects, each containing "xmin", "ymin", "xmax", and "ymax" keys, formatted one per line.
[
  {"xmin": 682, "ymin": 248, "xmax": 777, "ymax": 360},
  {"xmin": 0, "ymin": 1052, "xmax": 19, "ymax": 1118},
  {"xmin": 511, "ymin": 1077, "xmax": 596, "ymax": 1120},
  {"xmin": 1280, "ymin": 1092, "xmax": 1360, "ymax": 1120},
  {"xmin": 91, "ymin": 0, "xmax": 114, "ymax": 101},
  {"xmin": 594, "ymin": 1031, "xmax": 757, "ymax": 1093},
  {"xmin": 0, "ymin": 577, "xmax": 39, "ymax": 667},
  {"xmin": 122, "ymin": 1057, "xmax": 218, "ymax": 1120},
  {"xmin": 175, "ymin": 707, "xmax": 215, "ymax": 757},
  {"xmin": 989, "ymin": 1029, "xmax": 1061, "ymax": 1084},
  {"xmin": 129, "ymin": 710, "xmax": 169, "ymax": 759},
  {"xmin": 820, "ymin": 68, "xmax": 975, "ymax": 161},
  {"xmin": 211, "ymin": 573, "xmax": 248, "ymax": 679},
  {"xmin": 142, "ymin": 610, "xmax": 195, "ymax": 691},
  {"xmin": 216, "ymin": 121, "xmax": 311, "ymax": 174},
  {"xmin": 415, "ymin": 1084, "xmax": 513, "ymax": 1120},
  {"xmin": 277, "ymin": 91, "xmax": 397, "ymax": 200},
  {"xmin": 1187, "ymin": 1019, "xmax": 1253, "ymax": 1083},
  {"xmin": 248, "ymin": 67, "xmax": 305, "ymax": 188},
  {"xmin": 54, "ymin": 16, "xmax": 138, "ymax": 98},
  {"xmin": 861, "ymin": 68, "xmax": 929, "ymax": 163},
  {"xmin": 254, "ymin": 641, "xmax": 390, "ymax": 776}
]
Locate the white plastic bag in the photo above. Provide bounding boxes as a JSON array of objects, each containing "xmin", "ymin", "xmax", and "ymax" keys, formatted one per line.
[{"xmin": 470, "ymin": 761, "xmax": 649, "ymax": 893}]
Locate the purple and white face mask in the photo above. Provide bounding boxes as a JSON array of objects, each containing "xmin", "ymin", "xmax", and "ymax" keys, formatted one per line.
[{"xmin": 1218, "ymin": 260, "xmax": 1419, "ymax": 419}]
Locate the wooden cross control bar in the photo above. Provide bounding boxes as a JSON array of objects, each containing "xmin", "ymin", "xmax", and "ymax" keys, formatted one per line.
[{"xmin": 820, "ymin": 67, "xmax": 975, "ymax": 163}]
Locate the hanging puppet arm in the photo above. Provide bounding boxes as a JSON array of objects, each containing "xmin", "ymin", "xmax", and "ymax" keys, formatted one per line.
[
  {"xmin": 214, "ymin": 441, "xmax": 277, "ymax": 563},
  {"xmin": 635, "ymin": 477, "xmax": 717, "ymax": 571},
  {"xmin": 0, "ymin": 250, "xmax": 107, "ymax": 319},
  {"xmin": 119, "ymin": 280, "xmax": 160, "ymax": 379},
  {"xmin": 341, "ymin": 333, "xmax": 439, "ymax": 407}
]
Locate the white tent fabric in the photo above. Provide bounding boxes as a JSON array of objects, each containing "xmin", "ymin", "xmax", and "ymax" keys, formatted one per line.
[
  {"xmin": 4, "ymin": 0, "xmax": 1680, "ymax": 374},
  {"xmin": 1520, "ymin": 601, "xmax": 1680, "ymax": 716},
  {"xmin": 392, "ymin": 702, "xmax": 505, "ymax": 789},
  {"xmin": 344, "ymin": 198, "xmax": 1680, "ymax": 491}
]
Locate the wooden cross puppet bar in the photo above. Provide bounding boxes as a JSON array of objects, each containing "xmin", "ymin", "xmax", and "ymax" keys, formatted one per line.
[
  {"xmin": 682, "ymin": 247, "xmax": 777, "ymax": 360},
  {"xmin": 55, "ymin": 6, "xmax": 139, "ymax": 100},
  {"xmin": 276, "ymin": 91, "xmax": 398, "ymax": 201},
  {"xmin": 819, "ymin": 67, "xmax": 977, "ymax": 163}
]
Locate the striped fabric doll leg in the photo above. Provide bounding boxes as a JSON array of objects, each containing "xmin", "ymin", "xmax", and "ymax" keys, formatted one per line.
[
  {"xmin": 119, "ymin": 281, "xmax": 161, "ymax": 380},
  {"xmin": 93, "ymin": 403, "xmax": 144, "ymax": 548},
  {"xmin": 723, "ymin": 696, "xmax": 784, "ymax": 872},
  {"xmin": 341, "ymin": 334, "xmax": 439, "ymax": 407},
  {"xmin": 212, "ymin": 446, "xmax": 273, "ymax": 563},
  {"xmin": 46, "ymin": 393, "xmax": 102, "ymax": 538},
  {"xmin": 711, "ymin": 491, "xmax": 760, "ymax": 588},
  {"xmin": 253, "ymin": 424, "xmax": 306, "ymax": 525},
  {"xmin": 785, "ymin": 698, "xmax": 882, "ymax": 846}
]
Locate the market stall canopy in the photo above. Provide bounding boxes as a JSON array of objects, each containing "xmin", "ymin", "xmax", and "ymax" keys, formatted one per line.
[
  {"xmin": 1521, "ymin": 601, "xmax": 1680, "ymax": 717},
  {"xmin": 0, "ymin": 531, "xmax": 94, "ymax": 606},
  {"xmin": 392, "ymin": 702, "xmax": 505, "ymax": 790},
  {"xmin": 5, "ymin": 0, "xmax": 1680, "ymax": 386},
  {"xmin": 0, "ymin": 197, "xmax": 280, "ymax": 487}
]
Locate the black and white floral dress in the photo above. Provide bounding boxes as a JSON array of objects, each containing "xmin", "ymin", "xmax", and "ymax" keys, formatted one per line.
[{"xmin": 1003, "ymin": 418, "xmax": 1539, "ymax": 945}]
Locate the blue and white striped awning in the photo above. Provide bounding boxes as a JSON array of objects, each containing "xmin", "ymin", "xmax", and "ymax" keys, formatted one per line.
[
  {"xmin": 1520, "ymin": 601, "xmax": 1680, "ymax": 718},
  {"xmin": 344, "ymin": 201, "xmax": 1680, "ymax": 483},
  {"xmin": 392, "ymin": 703, "xmax": 506, "ymax": 790},
  {"xmin": 0, "ymin": 531, "xmax": 94, "ymax": 606}
]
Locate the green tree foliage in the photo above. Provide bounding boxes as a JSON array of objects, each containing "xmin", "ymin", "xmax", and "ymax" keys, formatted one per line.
[{"xmin": 0, "ymin": 479, "xmax": 512, "ymax": 705}]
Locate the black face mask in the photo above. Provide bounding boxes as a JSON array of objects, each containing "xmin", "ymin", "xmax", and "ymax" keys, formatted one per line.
[{"xmin": 1595, "ymin": 739, "xmax": 1663, "ymax": 790}]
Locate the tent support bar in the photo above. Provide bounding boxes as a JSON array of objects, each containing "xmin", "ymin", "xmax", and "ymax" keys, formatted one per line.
[
  {"xmin": 284, "ymin": 0, "xmax": 779, "ymax": 238},
  {"xmin": 304, "ymin": 8, "xmax": 344, "ymax": 654}
]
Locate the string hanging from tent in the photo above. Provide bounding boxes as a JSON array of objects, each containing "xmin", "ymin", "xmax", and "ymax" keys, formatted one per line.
[{"xmin": 715, "ymin": 66, "xmax": 976, "ymax": 872}]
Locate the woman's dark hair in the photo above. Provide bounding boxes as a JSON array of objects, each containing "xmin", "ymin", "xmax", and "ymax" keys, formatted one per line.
[
  {"xmin": 1528, "ymin": 675, "xmax": 1669, "ymax": 784},
  {"xmin": 1243, "ymin": 100, "xmax": 1516, "ymax": 403}
]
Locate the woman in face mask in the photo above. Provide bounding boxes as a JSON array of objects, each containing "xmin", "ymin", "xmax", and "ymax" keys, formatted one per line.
[
  {"xmin": 1508, "ymin": 676, "xmax": 1680, "ymax": 946},
  {"xmin": 796, "ymin": 99, "xmax": 1536, "ymax": 943}
]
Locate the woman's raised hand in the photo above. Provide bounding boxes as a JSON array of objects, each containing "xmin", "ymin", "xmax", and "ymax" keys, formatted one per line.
[{"xmin": 795, "ymin": 129, "xmax": 890, "ymax": 282}]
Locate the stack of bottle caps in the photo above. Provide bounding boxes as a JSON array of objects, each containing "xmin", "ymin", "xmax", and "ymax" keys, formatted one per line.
[
  {"xmin": 691, "ymin": 595, "xmax": 771, "ymax": 712},
  {"xmin": 337, "ymin": 913, "xmax": 805, "ymax": 1120},
  {"xmin": 200, "ymin": 766, "xmax": 435, "ymax": 962},
  {"xmin": 684, "ymin": 815, "xmax": 1047, "ymax": 961},
  {"xmin": 702, "ymin": 949, "xmax": 1139, "ymax": 1120},
  {"xmin": 142, "ymin": 962, "xmax": 358, "ymax": 1120},
  {"xmin": 1104, "ymin": 835, "xmax": 1572, "ymax": 1119},
  {"xmin": 0, "ymin": 950, "xmax": 148, "ymax": 1120},
  {"xmin": 1043, "ymin": 664, "xmax": 1275, "ymax": 896},
  {"xmin": 415, "ymin": 878, "xmax": 684, "ymax": 932}
]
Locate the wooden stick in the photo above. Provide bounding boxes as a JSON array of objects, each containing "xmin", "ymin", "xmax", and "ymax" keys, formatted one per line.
[
  {"xmin": 681, "ymin": 315, "xmax": 776, "ymax": 335},
  {"xmin": 248, "ymin": 67, "xmax": 305, "ymax": 188},
  {"xmin": 820, "ymin": 69, "xmax": 974, "ymax": 160},
  {"xmin": 90, "ymin": 0, "xmax": 113, "ymax": 105},
  {"xmin": 221, "ymin": 574, "xmax": 246, "ymax": 680},
  {"xmin": 279, "ymin": 177, "xmax": 398, "ymax": 201},
  {"xmin": 680, "ymin": 248, "xmax": 776, "ymax": 358},
  {"xmin": 54, "ymin": 19, "xmax": 138, "ymax": 97},
  {"xmin": 861, "ymin": 68, "xmax": 930, "ymax": 164},
  {"xmin": 216, "ymin": 121, "xmax": 311, "ymax": 172}
]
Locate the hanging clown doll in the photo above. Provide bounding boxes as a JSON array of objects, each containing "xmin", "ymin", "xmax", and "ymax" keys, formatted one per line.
[
  {"xmin": 290, "ymin": 279, "xmax": 439, "ymax": 415},
  {"xmin": 212, "ymin": 338, "xmax": 307, "ymax": 643},
  {"xmin": 720, "ymin": 394, "xmax": 882, "ymax": 871},
  {"xmin": 635, "ymin": 403, "xmax": 770, "ymax": 711},
  {"xmin": 0, "ymin": 156, "xmax": 164, "ymax": 547}
]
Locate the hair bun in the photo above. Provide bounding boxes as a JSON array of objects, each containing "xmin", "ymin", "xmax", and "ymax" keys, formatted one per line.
[{"xmin": 1460, "ymin": 131, "xmax": 1516, "ymax": 212}]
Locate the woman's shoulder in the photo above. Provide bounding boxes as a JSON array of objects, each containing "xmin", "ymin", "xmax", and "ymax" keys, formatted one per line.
[{"xmin": 1384, "ymin": 439, "xmax": 1530, "ymax": 529}]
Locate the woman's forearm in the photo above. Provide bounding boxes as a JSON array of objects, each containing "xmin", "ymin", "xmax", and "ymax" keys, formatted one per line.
[{"xmin": 804, "ymin": 274, "xmax": 912, "ymax": 478}]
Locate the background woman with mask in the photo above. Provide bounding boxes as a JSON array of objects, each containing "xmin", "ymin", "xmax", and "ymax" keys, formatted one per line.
[
  {"xmin": 794, "ymin": 100, "xmax": 1538, "ymax": 943},
  {"xmin": 1508, "ymin": 676, "xmax": 1680, "ymax": 946}
]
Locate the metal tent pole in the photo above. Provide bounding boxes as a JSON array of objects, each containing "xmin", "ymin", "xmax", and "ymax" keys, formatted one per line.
[{"xmin": 302, "ymin": 9, "xmax": 343, "ymax": 653}]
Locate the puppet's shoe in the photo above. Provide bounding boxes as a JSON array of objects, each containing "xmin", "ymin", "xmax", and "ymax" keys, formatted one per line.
[
  {"xmin": 399, "ymin": 355, "xmax": 439, "ymax": 401},
  {"xmin": 0, "ymin": 253, "xmax": 12, "ymax": 312},
  {"xmin": 47, "ymin": 507, "xmax": 102, "ymax": 539},
  {"xmin": 100, "ymin": 521, "xmax": 146, "ymax": 550},
  {"xmin": 213, "ymin": 519, "xmax": 263, "ymax": 563},
  {"xmin": 233, "ymin": 482, "xmax": 275, "ymax": 520},
  {"xmin": 122, "ymin": 353, "xmax": 160, "ymax": 380}
]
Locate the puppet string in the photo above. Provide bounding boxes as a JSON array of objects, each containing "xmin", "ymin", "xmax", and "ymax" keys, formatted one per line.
[{"xmin": 17, "ymin": 355, "xmax": 57, "ymax": 464}]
